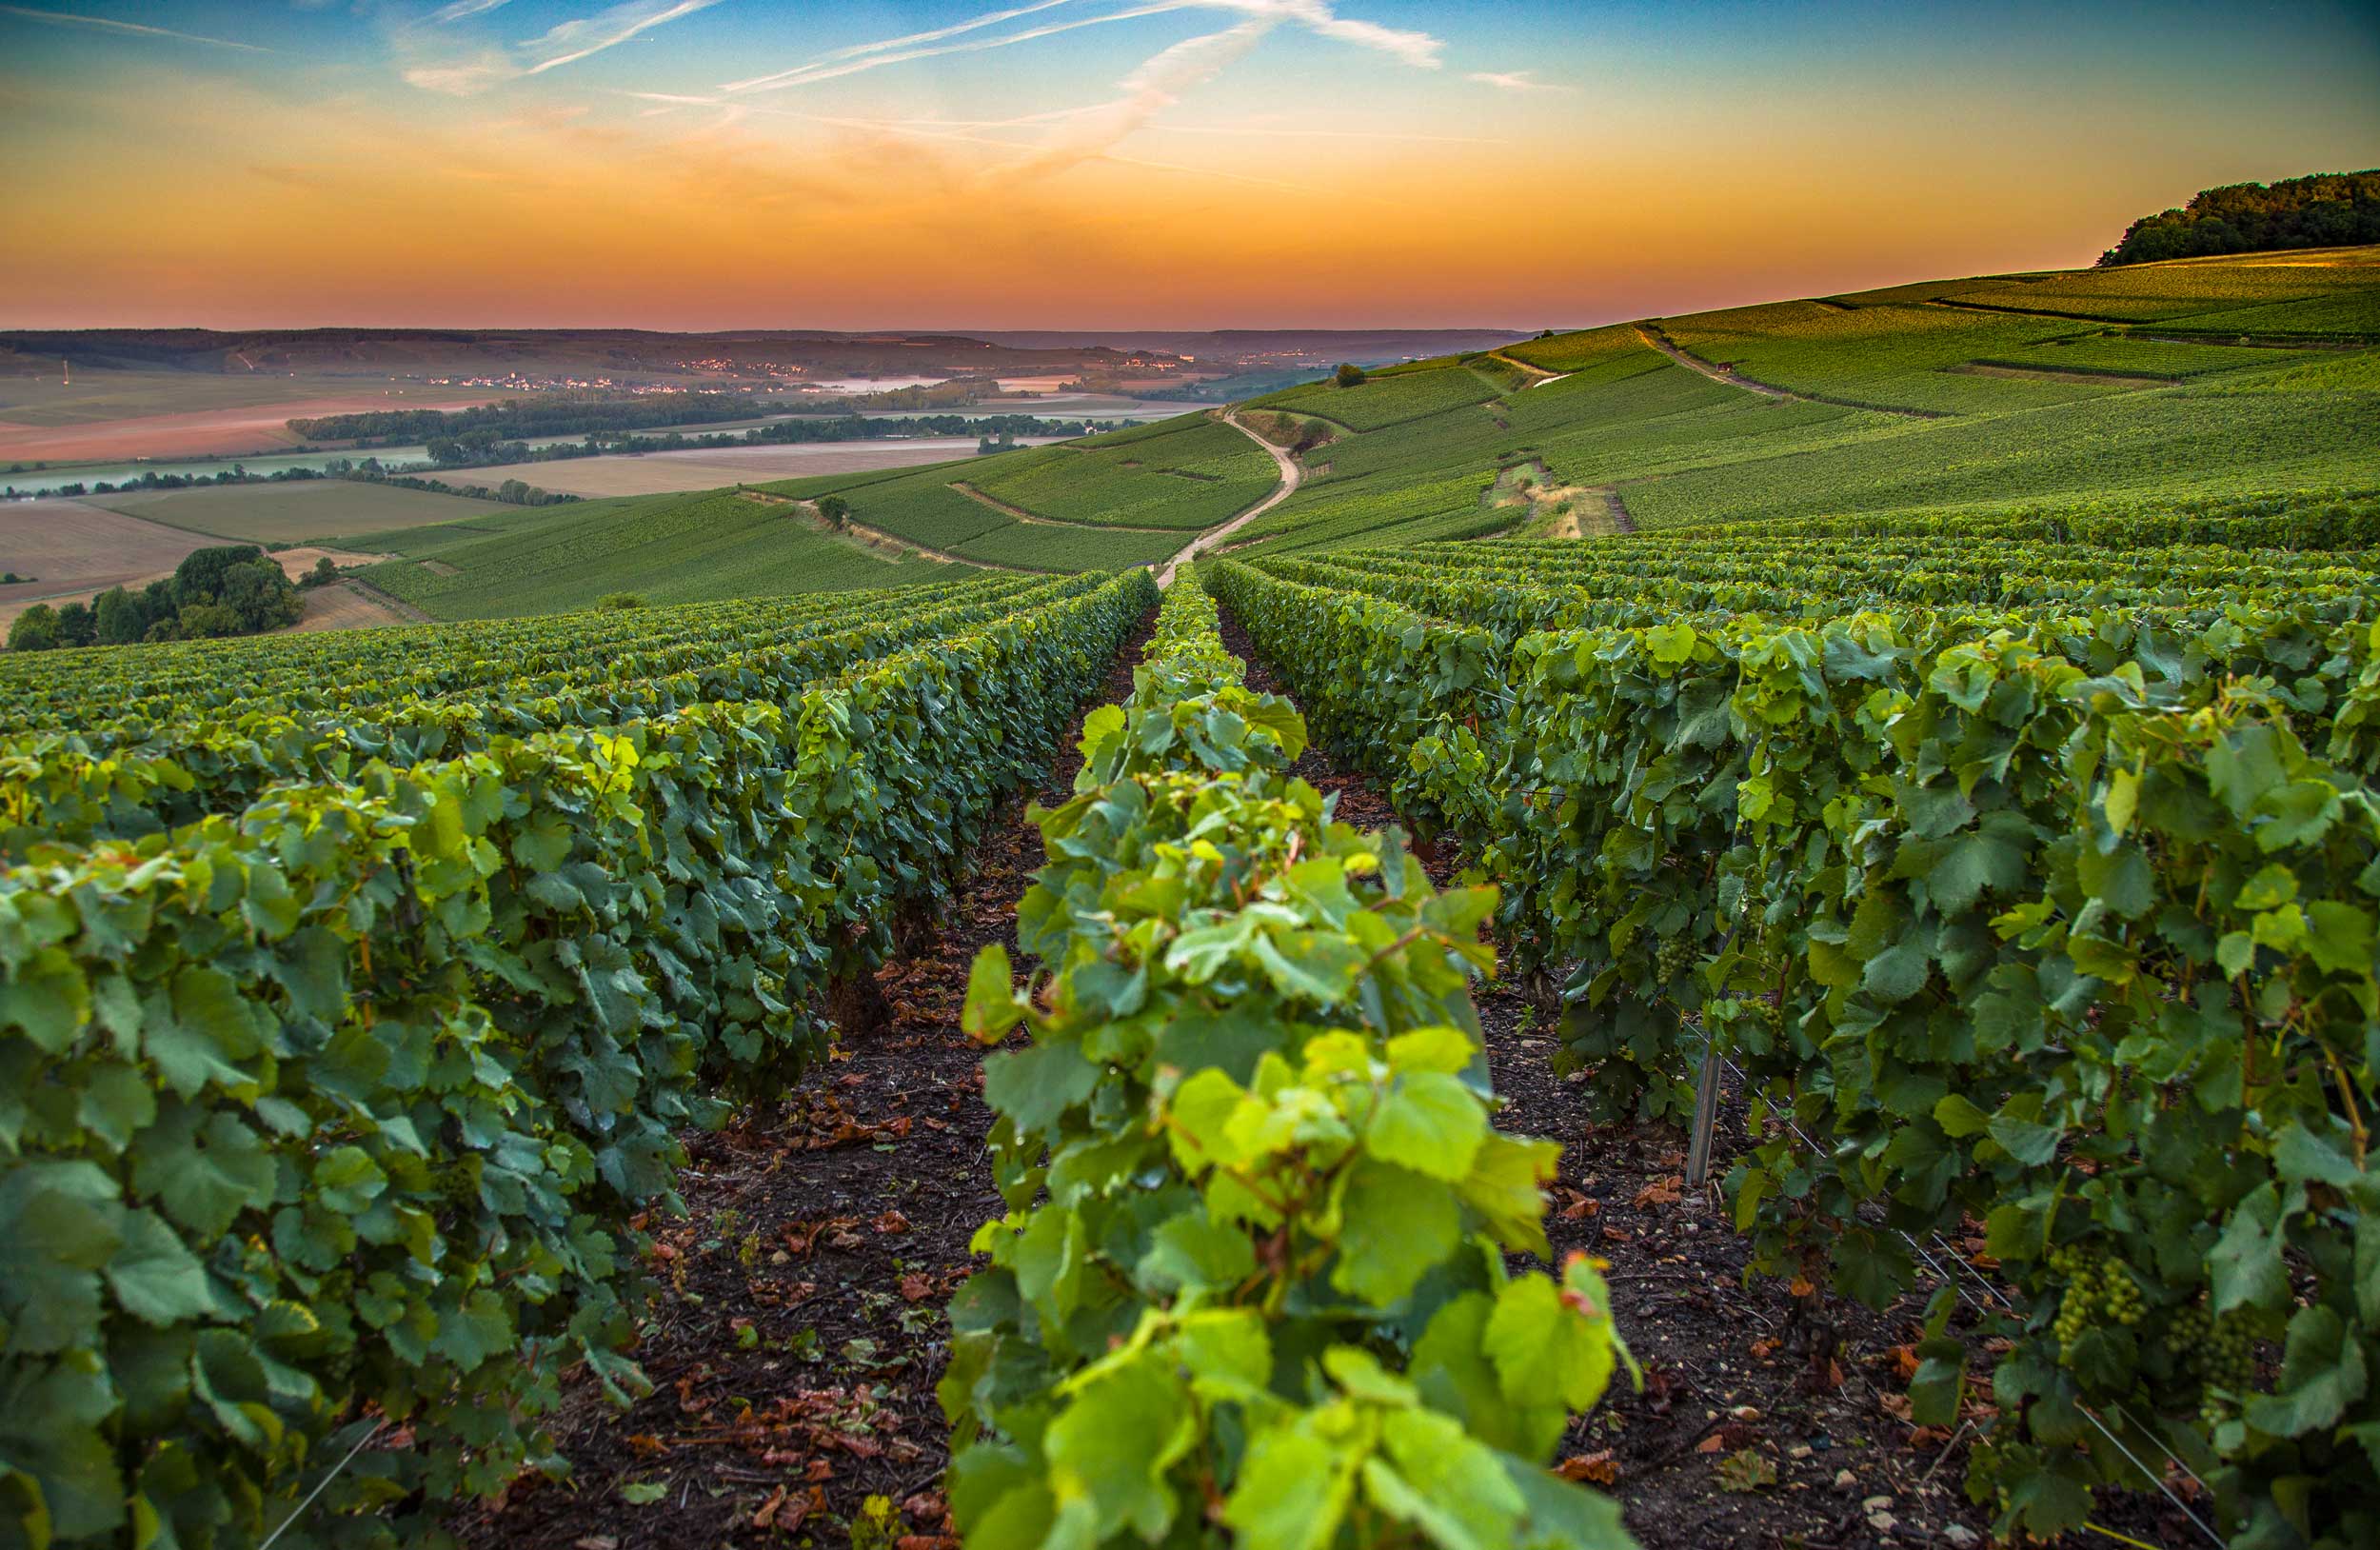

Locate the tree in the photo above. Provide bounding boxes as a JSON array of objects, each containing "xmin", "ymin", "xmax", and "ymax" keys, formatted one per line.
[
  {"xmin": 301, "ymin": 557, "xmax": 340, "ymax": 589},
  {"xmin": 54, "ymin": 601, "xmax": 95, "ymax": 646},
  {"xmin": 94, "ymin": 586, "xmax": 147, "ymax": 645},
  {"xmin": 173, "ymin": 544, "xmax": 269, "ymax": 606},
  {"xmin": 8, "ymin": 604, "xmax": 60, "ymax": 651},
  {"xmin": 216, "ymin": 559, "xmax": 303, "ymax": 631},
  {"xmin": 1334, "ymin": 363, "xmax": 1367, "ymax": 388},
  {"xmin": 597, "ymin": 592, "xmax": 645, "ymax": 610},
  {"xmin": 817, "ymin": 494, "xmax": 852, "ymax": 531},
  {"xmin": 178, "ymin": 602, "xmax": 243, "ymax": 638}
]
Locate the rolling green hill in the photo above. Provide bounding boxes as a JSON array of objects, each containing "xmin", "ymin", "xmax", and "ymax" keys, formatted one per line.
[
  {"xmin": 342, "ymin": 248, "xmax": 2380, "ymax": 620},
  {"xmin": 1228, "ymin": 245, "xmax": 2380, "ymax": 552}
]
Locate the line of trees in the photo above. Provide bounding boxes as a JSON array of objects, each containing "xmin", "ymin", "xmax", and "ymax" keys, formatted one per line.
[
  {"xmin": 5, "ymin": 461, "xmax": 573, "ymax": 506},
  {"xmin": 2100, "ymin": 169, "xmax": 2380, "ymax": 266},
  {"xmin": 289, "ymin": 393, "xmax": 770, "ymax": 445},
  {"xmin": 412, "ymin": 411, "xmax": 1124, "ymax": 467},
  {"xmin": 7, "ymin": 545, "xmax": 303, "ymax": 651}
]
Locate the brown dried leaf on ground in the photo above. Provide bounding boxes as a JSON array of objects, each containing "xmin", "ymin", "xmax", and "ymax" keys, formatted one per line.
[
  {"xmin": 1633, "ymin": 1175, "xmax": 1684, "ymax": 1208},
  {"xmin": 1557, "ymin": 1451, "xmax": 1621, "ymax": 1485}
]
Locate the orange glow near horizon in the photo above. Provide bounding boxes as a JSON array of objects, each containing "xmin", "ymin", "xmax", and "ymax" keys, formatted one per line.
[{"xmin": 2, "ymin": 2, "xmax": 2376, "ymax": 330}]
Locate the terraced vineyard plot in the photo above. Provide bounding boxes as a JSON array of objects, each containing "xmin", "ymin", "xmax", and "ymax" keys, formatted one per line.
[
  {"xmin": 1660, "ymin": 301, "xmax": 2159, "ymax": 414},
  {"xmin": 963, "ymin": 417, "xmax": 1274, "ymax": 528},
  {"xmin": 948, "ymin": 519, "xmax": 1180, "ymax": 571},
  {"xmin": 1257, "ymin": 362, "xmax": 1506, "ymax": 430},
  {"xmin": 1973, "ymin": 332, "xmax": 2285, "ymax": 378},
  {"xmin": 1927, "ymin": 248, "xmax": 2380, "ymax": 324},
  {"xmin": 359, "ymin": 489, "xmax": 961, "ymax": 616},
  {"xmin": 1614, "ymin": 361, "xmax": 2380, "ymax": 528},
  {"xmin": 1499, "ymin": 323, "xmax": 1645, "ymax": 373}
]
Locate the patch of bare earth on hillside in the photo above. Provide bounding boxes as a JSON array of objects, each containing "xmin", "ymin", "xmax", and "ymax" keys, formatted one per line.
[{"xmin": 294, "ymin": 581, "xmax": 414, "ymax": 632}]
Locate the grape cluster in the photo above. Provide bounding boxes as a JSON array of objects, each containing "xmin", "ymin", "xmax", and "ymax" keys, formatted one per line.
[
  {"xmin": 1653, "ymin": 933, "xmax": 1698, "ymax": 983},
  {"xmin": 2046, "ymin": 1245, "xmax": 2143, "ymax": 1365},
  {"xmin": 2165, "ymin": 1302, "xmax": 2258, "ymax": 1425},
  {"xmin": 1738, "ymin": 999, "xmax": 1783, "ymax": 1038}
]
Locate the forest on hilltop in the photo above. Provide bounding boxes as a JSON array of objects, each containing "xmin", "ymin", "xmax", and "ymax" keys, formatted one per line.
[{"xmin": 2100, "ymin": 169, "xmax": 2380, "ymax": 265}]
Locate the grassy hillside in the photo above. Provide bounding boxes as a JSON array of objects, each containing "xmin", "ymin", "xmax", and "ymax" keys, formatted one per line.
[{"xmin": 1223, "ymin": 246, "xmax": 2380, "ymax": 551}]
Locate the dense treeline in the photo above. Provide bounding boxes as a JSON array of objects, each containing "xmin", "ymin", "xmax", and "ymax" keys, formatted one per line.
[
  {"xmin": 395, "ymin": 411, "xmax": 1124, "ymax": 470},
  {"xmin": 2099, "ymin": 169, "xmax": 2379, "ymax": 266},
  {"xmin": 294, "ymin": 392, "xmax": 1123, "ymax": 456},
  {"xmin": 5, "ymin": 461, "xmax": 571, "ymax": 506},
  {"xmin": 7, "ymin": 544, "xmax": 302, "ymax": 650},
  {"xmin": 288, "ymin": 392, "xmax": 771, "ymax": 444}
]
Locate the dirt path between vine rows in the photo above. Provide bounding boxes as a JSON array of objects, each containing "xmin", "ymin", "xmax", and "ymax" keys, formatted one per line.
[
  {"xmin": 447, "ymin": 622, "xmax": 1150, "ymax": 1550},
  {"xmin": 1155, "ymin": 409, "xmax": 1300, "ymax": 588},
  {"xmin": 1634, "ymin": 324, "xmax": 1942, "ymax": 419},
  {"xmin": 736, "ymin": 489, "xmax": 1061, "ymax": 574},
  {"xmin": 1635, "ymin": 323, "xmax": 1803, "ymax": 402},
  {"xmin": 1210, "ymin": 605, "xmax": 2191, "ymax": 1550}
]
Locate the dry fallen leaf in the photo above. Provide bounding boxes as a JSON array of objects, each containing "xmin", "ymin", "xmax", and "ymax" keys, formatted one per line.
[
  {"xmin": 1633, "ymin": 1175, "xmax": 1684, "ymax": 1208},
  {"xmin": 1556, "ymin": 1450, "xmax": 1621, "ymax": 1485}
]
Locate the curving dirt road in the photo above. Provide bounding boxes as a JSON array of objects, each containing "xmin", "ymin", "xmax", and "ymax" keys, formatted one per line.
[
  {"xmin": 1155, "ymin": 410, "xmax": 1300, "ymax": 588},
  {"xmin": 1634, "ymin": 323, "xmax": 1798, "ymax": 400},
  {"xmin": 1485, "ymin": 349, "xmax": 1572, "ymax": 389}
]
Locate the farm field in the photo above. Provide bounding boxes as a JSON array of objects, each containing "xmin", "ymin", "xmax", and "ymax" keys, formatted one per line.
[
  {"xmin": 444, "ymin": 435, "xmax": 1061, "ymax": 497},
  {"xmin": 0, "ymin": 497, "xmax": 211, "ymax": 619},
  {"xmin": 0, "ymin": 375, "xmax": 500, "ymax": 459},
  {"xmin": 88, "ymin": 478, "xmax": 508, "ymax": 544}
]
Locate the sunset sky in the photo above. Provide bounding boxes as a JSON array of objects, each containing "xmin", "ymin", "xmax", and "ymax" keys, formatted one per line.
[{"xmin": 1, "ymin": 0, "xmax": 2375, "ymax": 329}]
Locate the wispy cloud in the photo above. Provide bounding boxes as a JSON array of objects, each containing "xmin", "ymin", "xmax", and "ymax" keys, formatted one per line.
[
  {"xmin": 428, "ymin": 0, "xmax": 512, "ymax": 22},
  {"xmin": 1013, "ymin": 16, "xmax": 1274, "ymax": 176},
  {"xmin": 723, "ymin": 3, "xmax": 1185, "ymax": 94},
  {"xmin": 1150, "ymin": 122, "xmax": 1507, "ymax": 144},
  {"xmin": 518, "ymin": 0, "xmax": 720, "ymax": 76},
  {"xmin": 1467, "ymin": 69, "xmax": 1567, "ymax": 93},
  {"xmin": 404, "ymin": 0, "xmax": 721, "ymax": 93},
  {"xmin": 0, "ymin": 3, "xmax": 271, "ymax": 52},
  {"xmin": 723, "ymin": 0, "xmax": 1443, "ymax": 95}
]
